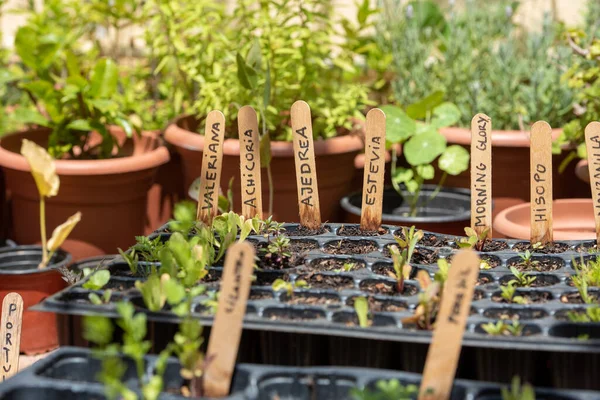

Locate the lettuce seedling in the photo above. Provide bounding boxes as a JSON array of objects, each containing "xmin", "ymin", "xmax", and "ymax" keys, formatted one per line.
[
  {"xmin": 82, "ymin": 268, "xmax": 112, "ymax": 305},
  {"xmin": 350, "ymin": 378, "xmax": 418, "ymax": 400},
  {"xmin": 458, "ymin": 227, "xmax": 490, "ymax": 251},
  {"xmin": 482, "ymin": 320, "xmax": 524, "ymax": 336},
  {"xmin": 353, "ymin": 296, "xmax": 370, "ymax": 328},
  {"xmin": 501, "ymin": 377, "xmax": 535, "ymax": 400},
  {"xmin": 21, "ymin": 139, "xmax": 81, "ymax": 268}
]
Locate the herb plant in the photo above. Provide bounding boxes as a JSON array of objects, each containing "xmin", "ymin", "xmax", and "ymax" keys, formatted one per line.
[
  {"xmin": 517, "ymin": 251, "xmax": 540, "ymax": 271},
  {"xmin": 82, "ymin": 268, "xmax": 112, "ymax": 305},
  {"xmin": 350, "ymin": 379, "xmax": 418, "ymax": 400},
  {"xmin": 501, "ymin": 377, "xmax": 535, "ymax": 400},
  {"xmin": 482, "ymin": 320, "xmax": 524, "ymax": 337},
  {"xmin": 568, "ymin": 306, "xmax": 600, "ymax": 323},
  {"xmin": 509, "ymin": 267, "xmax": 536, "ymax": 287},
  {"xmin": 458, "ymin": 227, "xmax": 490, "ymax": 251}
]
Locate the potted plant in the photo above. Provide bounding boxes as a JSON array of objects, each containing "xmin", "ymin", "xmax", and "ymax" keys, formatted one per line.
[
  {"xmin": 0, "ymin": 12, "xmax": 169, "ymax": 260},
  {"xmin": 341, "ymin": 96, "xmax": 470, "ymax": 235},
  {"xmin": 161, "ymin": 0, "xmax": 369, "ymax": 222},
  {"xmin": 0, "ymin": 140, "xmax": 79, "ymax": 354},
  {"xmin": 378, "ymin": 0, "xmax": 580, "ymax": 204}
]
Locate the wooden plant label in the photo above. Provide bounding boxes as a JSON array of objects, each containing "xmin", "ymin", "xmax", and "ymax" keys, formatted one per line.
[
  {"xmin": 237, "ymin": 106, "xmax": 263, "ymax": 219},
  {"xmin": 360, "ymin": 108, "xmax": 386, "ymax": 231},
  {"xmin": 0, "ymin": 293, "xmax": 23, "ymax": 381},
  {"xmin": 530, "ymin": 121, "xmax": 553, "ymax": 244},
  {"xmin": 585, "ymin": 121, "xmax": 600, "ymax": 246},
  {"xmin": 197, "ymin": 110, "xmax": 226, "ymax": 225},
  {"xmin": 201, "ymin": 241, "xmax": 255, "ymax": 397},
  {"xmin": 290, "ymin": 100, "xmax": 321, "ymax": 229},
  {"xmin": 419, "ymin": 250, "xmax": 480, "ymax": 400},
  {"xmin": 470, "ymin": 114, "xmax": 492, "ymax": 238}
]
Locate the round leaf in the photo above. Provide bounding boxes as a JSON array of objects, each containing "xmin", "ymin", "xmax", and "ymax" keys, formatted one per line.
[
  {"xmin": 404, "ymin": 130, "xmax": 446, "ymax": 166},
  {"xmin": 438, "ymin": 145, "xmax": 470, "ymax": 176},
  {"xmin": 380, "ymin": 105, "xmax": 416, "ymax": 143},
  {"xmin": 431, "ymin": 102, "xmax": 461, "ymax": 129}
]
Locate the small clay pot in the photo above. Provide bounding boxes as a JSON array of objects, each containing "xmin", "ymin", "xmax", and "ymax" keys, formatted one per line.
[
  {"xmin": 575, "ymin": 159, "xmax": 589, "ymax": 184},
  {"xmin": 340, "ymin": 185, "xmax": 470, "ymax": 235},
  {"xmin": 0, "ymin": 245, "xmax": 71, "ymax": 354},
  {"xmin": 494, "ymin": 199, "xmax": 596, "ymax": 240},
  {"xmin": 164, "ymin": 115, "xmax": 363, "ymax": 222},
  {"xmin": 0, "ymin": 127, "xmax": 170, "ymax": 261}
]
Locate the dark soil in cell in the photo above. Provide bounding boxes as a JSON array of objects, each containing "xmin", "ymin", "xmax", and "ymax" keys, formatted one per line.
[
  {"xmin": 252, "ymin": 272, "xmax": 288, "ymax": 286},
  {"xmin": 305, "ymin": 258, "xmax": 366, "ymax": 273},
  {"xmin": 483, "ymin": 307, "xmax": 548, "ymax": 320},
  {"xmin": 478, "ymin": 274, "xmax": 493, "ymax": 286},
  {"xmin": 284, "ymin": 225, "xmax": 330, "ymax": 236},
  {"xmin": 476, "ymin": 240, "xmax": 510, "ymax": 252},
  {"xmin": 447, "ymin": 253, "xmax": 501, "ymax": 269},
  {"xmin": 299, "ymin": 273, "xmax": 355, "ymax": 290},
  {"xmin": 513, "ymin": 242, "xmax": 570, "ymax": 254},
  {"xmin": 382, "ymin": 245, "xmax": 438, "ymax": 265},
  {"xmin": 105, "ymin": 279, "xmax": 136, "ymax": 292},
  {"xmin": 492, "ymin": 290, "xmax": 553, "ymax": 304},
  {"xmin": 248, "ymin": 290, "xmax": 274, "ymax": 301},
  {"xmin": 204, "ymin": 268, "xmax": 221, "ymax": 283},
  {"xmin": 554, "ymin": 308, "xmax": 586, "ymax": 321},
  {"xmin": 560, "ymin": 291, "xmax": 599, "ymax": 304},
  {"xmin": 575, "ymin": 241, "xmax": 600, "ymax": 253},
  {"xmin": 256, "ymin": 240, "xmax": 317, "ymax": 270},
  {"xmin": 507, "ymin": 256, "xmax": 564, "ymax": 272},
  {"xmin": 323, "ymin": 239, "xmax": 378, "ymax": 255},
  {"xmin": 473, "ymin": 289, "xmax": 485, "ymax": 301},
  {"xmin": 359, "ymin": 279, "xmax": 418, "ymax": 296},
  {"xmin": 263, "ymin": 308, "xmax": 325, "ymax": 322},
  {"xmin": 337, "ymin": 225, "xmax": 388, "ymax": 236},
  {"xmin": 346, "ymin": 296, "xmax": 407, "ymax": 312},
  {"xmin": 499, "ymin": 274, "xmax": 560, "ymax": 288},
  {"xmin": 280, "ymin": 292, "xmax": 341, "ymax": 306}
]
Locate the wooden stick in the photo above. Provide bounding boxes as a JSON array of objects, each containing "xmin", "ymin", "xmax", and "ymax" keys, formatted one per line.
[
  {"xmin": 529, "ymin": 121, "xmax": 553, "ymax": 245},
  {"xmin": 470, "ymin": 114, "xmax": 492, "ymax": 238},
  {"xmin": 0, "ymin": 293, "xmax": 23, "ymax": 381},
  {"xmin": 419, "ymin": 250, "xmax": 480, "ymax": 400},
  {"xmin": 585, "ymin": 121, "xmax": 600, "ymax": 246},
  {"xmin": 237, "ymin": 106, "xmax": 263, "ymax": 219},
  {"xmin": 290, "ymin": 100, "xmax": 321, "ymax": 229},
  {"xmin": 360, "ymin": 108, "xmax": 386, "ymax": 231},
  {"xmin": 201, "ymin": 241, "xmax": 255, "ymax": 397},
  {"xmin": 197, "ymin": 110, "xmax": 226, "ymax": 225}
]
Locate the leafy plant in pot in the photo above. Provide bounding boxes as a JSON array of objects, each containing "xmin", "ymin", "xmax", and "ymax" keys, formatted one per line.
[
  {"xmin": 341, "ymin": 96, "xmax": 471, "ymax": 235},
  {"xmin": 162, "ymin": 0, "xmax": 370, "ymax": 222},
  {"xmin": 0, "ymin": 16, "xmax": 170, "ymax": 260},
  {"xmin": 0, "ymin": 140, "xmax": 79, "ymax": 354}
]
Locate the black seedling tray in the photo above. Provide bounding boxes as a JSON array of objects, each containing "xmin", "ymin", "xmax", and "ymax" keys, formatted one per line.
[
  {"xmin": 33, "ymin": 224, "xmax": 600, "ymax": 388},
  {"xmin": 0, "ymin": 346, "xmax": 598, "ymax": 400}
]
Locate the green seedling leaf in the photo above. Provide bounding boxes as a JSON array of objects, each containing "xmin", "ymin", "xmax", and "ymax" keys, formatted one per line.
[
  {"xmin": 82, "ymin": 269, "xmax": 110, "ymax": 291},
  {"xmin": 431, "ymin": 102, "xmax": 461, "ymax": 129},
  {"xmin": 406, "ymin": 90, "xmax": 445, "ymax": 120},
  {"xmin": 404, "ymin": 130, "xmax": 446, "ymax": 166},
  {"xmin": 380, "ymin": 105, "xmax": 416, "ymax": 143},
  {"xmin": 354, "ymin": 296, "xmax": 370, "ymax": 328},
  {"xmin": 90, "ymin": 58, "xmax": 118, "ymax": 98},
  {"xmin": 438, "ymin": 145, "xmax": 470, "ymax": 176}
]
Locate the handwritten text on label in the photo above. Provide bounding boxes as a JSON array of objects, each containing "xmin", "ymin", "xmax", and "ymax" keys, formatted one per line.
[
  {"xmin": 201, "ymin": 122, "xmax": 222, "ymax": 211},
  {"xmin": 365, "ymin": 135, "xmax": 382, "ymax": 206},
  {"xmin": 2, "ymin": 302, "xmax": 17, "ymax": 381},
  {"xmin": 472, "ymin": 116, "xmax": 490, "ymax": 228},
  {"xmin": 296, "ymin": 126, "xmax": 314, "ymax": 207},
  {"xmin": 532, "ymin": 163, "xmax": 549, "ymax": 222}
]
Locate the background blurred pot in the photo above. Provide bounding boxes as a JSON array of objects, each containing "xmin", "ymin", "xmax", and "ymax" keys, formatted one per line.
[
  {"xmin": 494, "ymin": 199, "xmax": 596, "ymax": 240},
  {"xmin": 340, "ymin": 185, "xmax": 470, "ymax": 236},
  {"xmin": 575, "ymin": 159, "xmax": 590, "ymax": 184},
  {"xmin": 0, "ymin": 127, "xmax": 170, "ymax": 261},
  {"xmin": 437, "ymin": 127, "xmax": 590, "ymax": 204},
  {"xmin": 165, "ymin": 115, "xmax": 363, "ymax": 222},
  {"xmin": 0, "ymin": 246, "xmax": 70, "ymax": 354}
]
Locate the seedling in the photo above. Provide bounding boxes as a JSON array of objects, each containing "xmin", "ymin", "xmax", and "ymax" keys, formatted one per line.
[
  {"xmin": 20, "ymin": 139, "xmax": 81, "ymax": 268},
  {"xmin": 388, "ymin": 245, "xmax": 412, "ymax": 293},
  {"xmin": 334, "ymin": 262, "xmax": 357, "ymax": 273},
  {"xmin": 500, "ymin": 283, "xmax": 527, "ymax": 305},
  {"xmin": 479, "ymin": 260, "xmax": 492, "ymax": 270},
  {"xmin": 509, "ymin": 267, "xmax": 536, "ymax": 287},
  {"xmin": 531, "ymin": 242, "xmax": 544, "ymax": 250},
  {"xmin": 350, "ymin": 379, "xmax": 418, "ymax": 400},
  {"xmin": 572, "ymin": 255, "xmax": 600, "ymax": 288},
  {"xmin": 131, "ymin": 235, "xmax": 165, "ymax": 262},
  {"xmin": 201, "ymin": 291, "xmax": 219, "ymax": 315},
  {"xmin": 517, "ymin": 251, "xmax": 540, "ymax": 271},
  {"xmin": 394, "ymin": 226, "xmax": 424, "ymax": 263},
  {"xmin": 260, "ymin": 236, "xmax": 292, "ymax": 269},
  {"xmin": 402, "ymin": 270, "xmax": 440, "ymax": 330},
  {"xmin": 271, "ymin": 279, "xmax": 309, "ymax": 297},
  {"xmin": 118, "ymin": 248, "xmax": 141, "ymax": 276},
  {"xmin": 458, "ymin": 227, "xmax": 490, "ymax": 251},
  {"xmin": 573, "ymin": 278, "xmax": 595, "ymax": 304},
  {"xmin": 568, "ymin": 306, "xmax": 600, "ymax": 322},
  {"xmin": 82, "ymin": 269, "xmax": 112, "ymax": 305},
  {"xmin": 353, "ymin": 296, "xmax": 370, "ymax": 328},
  {"xmin": 482, "ymin": 320, "xmax": 524, "ymax": 336},
  {"xmin": 501, "ymin": 377, "xmax": 535, "ymax": 400}
]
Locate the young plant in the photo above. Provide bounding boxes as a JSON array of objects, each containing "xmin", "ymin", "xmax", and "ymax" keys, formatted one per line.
[
  {"xmin": 21, "ymin": 139, "xmax": 81, "ymax": 268},
  {"xmin": 271, "ymin": 279, "xmax": 309, "ymax": 297},
  {"xmin": 500, "ymin": 283, "xmax": 527, "ymax": 305},
  {"xmin": 517, "ymin": 251, "xmax": 540, "ymax": 271},
  {"xmin": 354, "ymin": 296, "xmax": 370, "ymax": 328},
  {"xmin": 458, "ymin": 227, "xmax": 490, "ymax": 251},
  {"xmin": 334, "ymin": 262, "xmax": 357, "ymax": 273},
  {"xmin": 501, "ymin": 377, "xmax": 535, "ymax": 400},
  {"xmin": 482, "ymin": 320, "xmax": 524, "ymax": 336},
  {"xmin": 572, "ymin": 256, "xmax": 600, "ymax": 288},
  {"xmin": 350, "ymin": 379, "xmax": 418, "ymax": 400},
  {"xmin": 259, "ymin": 235, "xmax": 293, "ymax": 270},
  {"xmin": 509, "ymin": 267, "xmax": 536, "ymax": 287},
  {"xmin": 391, "ymin": 226, "xmax": 424, "ymax": 282},
  {"xmin": 82, "ymin": 268, "xmax": 112, "ymax": 305},
  {"xmin": 567, "ymin": 306, "xmax": 600, "ymax": 323},
  {"xmin": 402, "ymin": 270, "xmax": 440, "ymax": 330},
  {"xmin": 388, "ymin": 245, "xmax": 411, "ymax": 293},
  {"xmin": 129, "ymin": 235, "xmax": 165, "ymax": 262}
]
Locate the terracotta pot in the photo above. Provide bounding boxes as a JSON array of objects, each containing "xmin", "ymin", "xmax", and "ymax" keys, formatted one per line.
[
  {"xmin": 0, "ymin": 127, "xmax": 170, "ymax": 261},
  {"xmin": 438, "ymin": 127, "xmax": 591, "ymax": 200},
  {"xmin": 0, "ymin": 245, "xmax": 71, "ymax": 354},
  {"xmin": 340, "ymin": 186, "xmax": 470, "ymax": 236},
  {"xmin": 164, "ymin": 115, "xmax": 363, "ymax": 222},
  {"xmin": 575, "ymin": 159, "xmax": 590, "ymax": 184},
  {"xmin": 493, "ymin": 199, "xmax": 596, "ymax": 240}
]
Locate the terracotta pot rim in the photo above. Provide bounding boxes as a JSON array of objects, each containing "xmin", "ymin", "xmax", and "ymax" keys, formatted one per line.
[
  {"xmin": 0, "ymin": 245, "xmax": 71, "ymax": 275},
  {"xmin": 164, "ymin": 114, "xmax": 364, "ymax": 156},
  {"xmin": 341, "ymin": 185, "xmax": 471, "ymax": 224},
  {"xmin": 494, "ymin": 198, "xmax": 594, "ymax": 241},
  {"xmin": 0, "ymin": 129, "xmax": 170, "ymax": 176},
  {"xmin": 440, "ymin": 126, "xmax": 563, "ymax": 148}
]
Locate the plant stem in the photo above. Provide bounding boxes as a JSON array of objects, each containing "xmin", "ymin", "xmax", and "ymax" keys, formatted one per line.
[
  {"xmin": 39, "ymin": 197, "xmax": 47, "ymax": 268},
  {"xmin": 267, "ymin": 165, "xmax": 273, "ymax": 217}
]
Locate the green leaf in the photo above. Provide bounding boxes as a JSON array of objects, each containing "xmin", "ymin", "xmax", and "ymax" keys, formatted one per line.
[
  {"xmin": 380, "ymin": 105, "xmax": 416, "ymax": 143},
  {"xmin": 15, "ymin": 27, "xmax": 38, "ymax": 70},
  {"xmin": 83, "ymin": 315, "xmax": 114, "ymax": 345},
  {"xmin": 90, "ymin": 58, "xmax": 118, "ymax": 98},
  {"xmin": 163, "ymin": 278, "xmax": 185, "ymax": 305},
  {"xmin": 236, "ymin": 53, "xmax": 257, "ymax": 90},
  {"xmin": 438, "ymin": 145, "xmax": 470, "ymax": 176},
  {"xmin": 408, "ymin": 1, "xmax": 447, "ymax": 32},
  {"xmin": 12, "ymin": 108, "xmax": 50, "ymax": 127},
  {"xmin": 416, "ymin": 164, "xmax": 435, "ymax": 180},
  {"xmin": 406, "ymin": 91, "xmax": 445, "ymax": 120},
  {"xmin": 83, "ymin": 270, "xmax": 110, "ymax": 290},
  {"xmin": 431, "ymin": 102, "xmax": 461, "ymax": 129},
  {"xmin": 67, "ymin": 119, "xmax": 93, "ymax": 132},
  {"xmin": 263, "ymin": 63, "xmax": 271, "ymax": 107},
  {"xmin": 260, "ymin": 132, "xmax": 272, "ymax": 168},
  {"xmin": 354, "ymin": 297, "xmax": 369, "ymax": 328},
  {"xmin": 404, "ymin": 130, "xmax": 446, "ymax": 166},
  {"xmin": 392, "ymin": 167, "xmax": 413, "ymax": 183}
]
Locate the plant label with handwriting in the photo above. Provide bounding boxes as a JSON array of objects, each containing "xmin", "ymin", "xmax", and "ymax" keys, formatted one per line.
[
  {"xmin": 530, "ymin": 121, "xmax": 553, "ymax": 244},
  {"xmin": 197, "ymin": 110, "xmax": 226, "ymax": 224},
  {"xmin": 419, "ymin": 250, "xmax": 479, "ymax": 400},
  {"xmin": 238, "ymin": 106, "xmax": 263, "ymax": 219},
  {"xmin": 361, "ymin": 108, "xmax": 386, "ymax": 231},
  {"xmin": 291, "ymin": 101, "xmax": 321, "ymax": 229},
  {"xmin": 470, "ymin": 114, "xmax": 492, "ymax": 238},
  {"xmin": 0, "ymin": 293, "xmax": 23, "ymax": 381},
  {"xmin": 585, "ymin": 121, "xmax": 600, "ymax": 246},
  {"xmin": 200, "ymin": 241, "xmax": 255, "ymax": 397}
]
